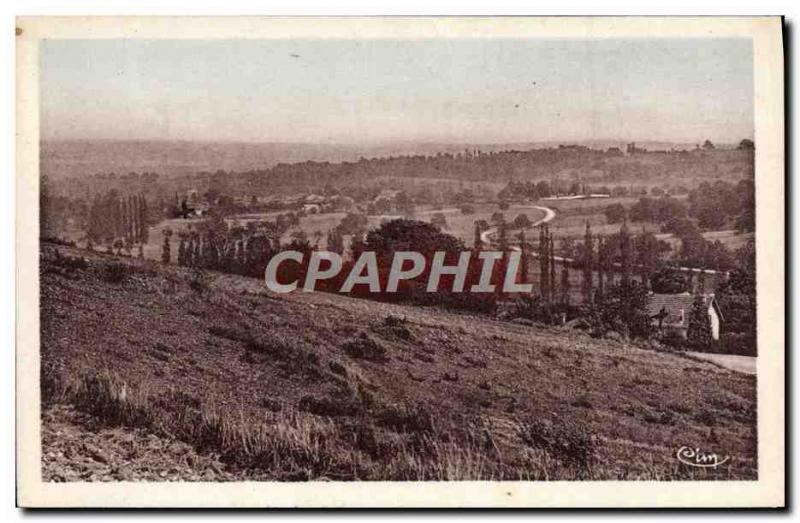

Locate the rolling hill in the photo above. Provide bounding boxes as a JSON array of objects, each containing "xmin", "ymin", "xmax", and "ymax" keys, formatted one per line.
[{"xmin": 39, "ymin": 244, "xmax": 757, "ymax": 481}]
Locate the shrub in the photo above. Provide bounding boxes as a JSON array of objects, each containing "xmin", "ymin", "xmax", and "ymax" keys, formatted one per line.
[
  {"xmin": 589, "ymin": 282, "xmax": 652, "ymax": 339},
  {"xmin": 650, "ymin": 267, "xmax": 688, "ymax": 294},
  {"xmin": 513, "ymin": 294, "xmax": 547, "ymax": 322},
  {"xmin": 717, "ymin": 332, "xmax": 756, "ymax": 356},
  {"xmin": 570, "ymin": 395, "xmax": 593, "ymax": 409},
  {"xmin": 338, "ymin": 420, "xmax": 381, "ymax": 458},
  {"xmin": 658, "ymin": 328, "xmax": 687, "ymax": 350},
  {"xmin": 418, "ymin": 289, "xmax": 498, "ymax": 315},
  {"xmin": 376, "ymin": 402, "xmax": 437, "ymax": 435},
  {"xmin": 42, "ymin": 250, "xmax": 90, "ymax": 280},
  {"xmin": 520, "ymin": 419, "xmax": 596, "ymax": 471},
  {"xmin": 208, "ymin": 325, "xmax": 251, "ymax": 343},
  {"xmin": 101, "ymin": 262, "xmax": 130, "ymax": 284},
  {"xmin": 343, "ymin": 333, "xmax": 388, "ymax": 362},
  {"xmin": 604, "ymin": 203, "xmax": 627, "ymax": 224},
  {"xmin": 380, "ymin": 315, "xmax": 413, "ymax": 340},
  {"xmin": 47, "ymin": 250, "xmax": 88, "ymax": 270},
  {"xmin": 73, "ymin": 373, "xmax": 155, "ymax": 429},
  {"xmin": 41, "ymin": 236, "xmax": 76, "ymax": 247},
  {"xmin": 512, "ymin": 295, "xmax": 575, "ymax": 326},
  {"xmin": 189, "ymin": 268, "xmax": 211, "ymax": 295},
  {"xmin": 328, "ymin": 361, "xmax": 348, "ymax": 376}
]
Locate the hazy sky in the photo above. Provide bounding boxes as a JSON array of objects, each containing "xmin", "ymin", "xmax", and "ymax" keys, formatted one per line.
[{"xmin": 40, "ymin": 38, "xmax": 753, "ymax": 144}]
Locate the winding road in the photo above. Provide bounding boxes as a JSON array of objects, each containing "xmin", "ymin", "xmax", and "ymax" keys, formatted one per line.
[
  {"xmin": 479, "ymin": 205, "xmax": 726, "ymax": 278},
  {"xmin": 480, "ymin": 205, "xmax": 557, "ymax": 252}
]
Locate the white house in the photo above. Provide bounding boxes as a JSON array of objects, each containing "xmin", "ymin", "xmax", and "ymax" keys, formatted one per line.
[{"xmin": 646, "ymin": 292, "xmax": 723, "ymax": 340}]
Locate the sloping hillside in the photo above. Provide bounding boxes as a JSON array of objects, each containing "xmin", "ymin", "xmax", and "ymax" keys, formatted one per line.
[{"xmin": 40, "ymin": 244, "xmax": 757, "ymax": 481}]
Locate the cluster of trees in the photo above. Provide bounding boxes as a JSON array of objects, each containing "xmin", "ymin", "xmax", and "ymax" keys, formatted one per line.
[
  {"xmin": 494, "ymin": 212, "xmax": 754, "ymax": 352},
  {"xmin": 168, "ymin": 210, "xmax": 304, "ymax": 278},
  {"xmin": 497, "ymin": 180, "xmax": 558, "ymax": 201},
  {"xmin": 40, "ymin": 175, "xmax": 80, "ymax": 240},
  {"xmin": 343, "ymin": 219, "xmax": 499, "ymax": 312},
  {"xmin": 602, "ymin": 179, "xmax": 754, "ymax": 271},
  {"xmin": 614, "ymin": 195, "xmax": 688, "ymax": 224},
  {"xmin": 687, "ymin": 179, "xmax": 754, "ymax": 232},
  {"xmin": 185, "ymin": 141, "xmax": 751, "ymax": 204},
  {"xmin": 714, "ymin": 242, "xmax": 757, "ymax": 355},
  {"xmin": 84, "ymin": 190, "xmax": 150, "ymax": 254},
  {"xmin": 573, "ymin": 222, "xmax": 723, "ymax": 342},
  {"xmin": 607, "ymin": 179, "xmax": 754, "ymax": 235},
  {"xmin": 325, "ymin": 213, "xmax": 369, "ymax": 256},
  {"xmin": 43, "ymin": 171, "xmax": 164, "ymax": 202},
  {"xmin": 167, "ymin": 214, "xmax": 523, "ymax": 313},
  {"xmin": 505, "ymin": 221, "xmax": 654, "ymax": 337}
]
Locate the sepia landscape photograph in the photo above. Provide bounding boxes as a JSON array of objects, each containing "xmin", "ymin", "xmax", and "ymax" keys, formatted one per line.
[{"xmin": 21, "ymin": 17, "xmax": 783, "ymax": 499}]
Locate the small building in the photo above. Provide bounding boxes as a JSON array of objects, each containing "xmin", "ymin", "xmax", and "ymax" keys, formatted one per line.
[{"xmin": 646, "ymin": 293, "xmax": 723, "ymax": 340}]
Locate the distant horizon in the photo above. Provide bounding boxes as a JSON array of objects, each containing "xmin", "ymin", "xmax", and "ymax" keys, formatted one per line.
[
  {"xmin": 39, "ymin": 135, "xmax": 751, "ymax": 180},
  {"xmin": 40, "ymin": 136, "xmax": 747, "ymax": 148}
]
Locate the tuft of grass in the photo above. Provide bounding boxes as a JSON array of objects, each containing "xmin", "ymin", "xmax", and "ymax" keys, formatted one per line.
[
  {"xmin": 298, "ymin": 394, "xmax": 363, "ymax": 417},
  {"xmin": 379, "ymin": 315, "xmax": 414, "ymax": 341},
  {"xmin": 520, "ymin": 419, "xmax": 597, "ymax": 473},
  {"xmin": 342, "ymin": 332, "xmax": 388, "ymax": 362},
  {"xmin": 570, "ymin": 395, "xmax": 593, "ymax": 409},
  {"xmin": 328, "ymin": 361, "xmax": 348, "ymax": 376},
  {"xmin": 208, "ymin": 325, "xmax": 322, "ymax": 375},
  {"xmin": 375, "ymin": 401, "xmax": 437, "ymax": 435}
]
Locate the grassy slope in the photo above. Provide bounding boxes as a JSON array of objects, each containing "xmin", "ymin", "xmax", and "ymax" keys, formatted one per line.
[{"xmin": 40, "ymin": 245, "xmax": 757, "ymax": 481}]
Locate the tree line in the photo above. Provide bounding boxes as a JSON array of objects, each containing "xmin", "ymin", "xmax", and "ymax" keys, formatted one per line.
[{"xmin": 82, "ymin": 190, "xmax": 150, "ymax": 255}]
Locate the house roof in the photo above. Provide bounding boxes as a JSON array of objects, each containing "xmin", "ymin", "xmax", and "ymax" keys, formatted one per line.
[{"xmin": 646, "ymin": 293, "xmax": 722, "ymax": 327}]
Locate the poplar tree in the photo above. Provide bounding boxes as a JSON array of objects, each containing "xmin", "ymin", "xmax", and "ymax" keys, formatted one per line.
[
  {"xmin": 560, "ymin": 261, "xmax": 570, "ymax": 305},
  {"xmin": 498, "ymin": 219, "xmax": 508, "ymax": 251},
  {"xmin": 620, "ymin": 219, "xmax": 632, "ymax": 289},
  {"xmin": 162, "ymin": 229, "xmax": 172, "ymax": 264},
  {"xmin": 142, "ymin": 195, "xmax": 149, "ymax": 243},
  {"xmin": 540, "ymin": 225, "xmax": 550, "ymax": 303},
  {"xmin": 237, "ymin": 239, "xmax": 247, "ymax": 274},
  {"xmin": 582, "ymin": 222, "xmax": 593, "ymax": 304},
  {"xmin": 549, "ymin": 232, "xmax": 556, "ymax": 303},
  {"xmin": 194, "ymin": 237, "xmax": 202, "ymax": 269},
  {"xmin": 187, "ymin": 236, "xmax": 195, "ymax": 267},
  {"xmin": 129, "ymin": 195, "xmax": 137, "ymax": 244},
  {"xmin": 87, "ymin": 195, "xmax": 104, "ymax": 243},
  {"xmin": 518, "ymin": 229, "xmax": 528, "ymax": 284},
  {"xmin": 327, "ymin": 228, "xmax": 345, "ymax": 255},
  {"xmin": 138, "ymin": 194, "xmax": 149, "ymax": 244},
  {"xmin": 597, "ymin": 237, "xmax": 606, "ymax": 302},
  {"xmin": 687, "ymin": 295, "xmax": 713, "ymax": 349},
  {"xmin": 178, "ymin": 236, "xmax": 187, "ymax": 266}
]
